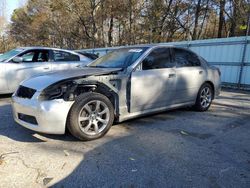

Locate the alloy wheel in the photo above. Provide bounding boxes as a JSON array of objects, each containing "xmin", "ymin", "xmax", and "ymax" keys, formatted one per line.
[
  {"xmin": 200, "ymin": 87, "xmax": 212, "ymax": 108},
  {"xmin": 78, "ymin": 100, "xmax": 110, "ymax": 136}
]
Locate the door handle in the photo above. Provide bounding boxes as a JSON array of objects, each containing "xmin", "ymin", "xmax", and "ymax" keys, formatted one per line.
[
  {"xmin": 43, "ymin": 67, "xmax": 50, "ymax": 70},
  {"xmin": 199, "ymin": 70, "xmax": 203, "ymax": 74},
  {"xmin": 168, "ymin": 73, "xmax": 176, "ymax": 78},
  {"xmin": 76, "ymin": 64, "xmax": 81, "ymax": 68}
]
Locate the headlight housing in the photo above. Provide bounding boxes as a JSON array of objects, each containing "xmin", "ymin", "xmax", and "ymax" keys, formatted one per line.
[{"xmin": 39, "ymin": 81, "xmax": 76, "ymax": 101}]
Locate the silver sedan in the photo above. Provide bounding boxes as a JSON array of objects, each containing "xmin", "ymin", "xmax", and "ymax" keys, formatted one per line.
[
  {"xmin": 12, "ymin": 45, "xmax": 221, "ymax": 140},
  {"xmin": 0, "ymin": 47, "xmax": 92, "ymax": 94}
]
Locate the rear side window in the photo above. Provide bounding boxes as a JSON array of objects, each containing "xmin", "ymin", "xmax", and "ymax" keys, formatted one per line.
[
  {"xmin": 142, "ymin": 48, "xmax": 174, "ymax": 70},
  {"xmin": 53, "ymin": 51, "xmax": 80, "ymax": 61},
  {"xmin": 174, "ymin": 49, "xmax": 200, "ymax": 67},
  {"xmin": 37, "ymin": 51, "xmax": 49, "ymax": 62}
]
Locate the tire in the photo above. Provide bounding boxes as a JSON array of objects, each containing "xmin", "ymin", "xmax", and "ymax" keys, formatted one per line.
[
  {"xmin": 193, "ymin": 83, "xmax": 213, "ymax": 112},
  {"xmin": 67, "ymin": 92, "xmax": 114, "ymax": 141}
]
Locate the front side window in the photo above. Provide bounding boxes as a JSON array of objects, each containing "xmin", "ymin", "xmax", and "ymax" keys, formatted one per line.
[
  {"xmin": 17, "ymin": 50, "xmax": 50, "ymax": 63},
  {"xmin": 53, "ymin": 51, "xmax": 80, "ymax": 61},
  {"xmin": 174, "ymin": 48, "xmax": 201, "ymax": 67},
  {"xmin": 142, "ymin": 48, "xmax": 174, "ymax": 70}
]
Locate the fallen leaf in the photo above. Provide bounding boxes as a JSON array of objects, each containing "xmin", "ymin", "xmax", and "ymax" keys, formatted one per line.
[
  {"xmin": 0, "ymin": 159, "xmax": 4, "ymax": 165},
  {"xmin": 43, "ymin": 177, "xmax": 53, "ymax": 186},
  {"xmin": 61, "ymin": 162, "xmax": 66, "ymax": 170},
  {"xmin": 63, "ymin": 150, "xmax": 70, "ymax": 156},
  {"xmin": 129, "ymin": 157, "xmax": 135, "ymax": 161},
  {"xmin": 132, "ymin": 169, "xmax": 137, "ymax": 172},
  {"xmin": 180, "ymin": 131, "xmax": 189, "ymax": 136}
]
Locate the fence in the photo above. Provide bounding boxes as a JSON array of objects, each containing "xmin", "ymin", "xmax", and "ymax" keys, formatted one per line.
[{"xmin": 80, "ymin": 36, "xmax": 250, "ymax": 89}]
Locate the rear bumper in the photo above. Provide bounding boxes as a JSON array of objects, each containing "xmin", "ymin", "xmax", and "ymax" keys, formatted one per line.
[{"xmin": 11, "ymin": 96, "xmax": 74, "ymax": 134}]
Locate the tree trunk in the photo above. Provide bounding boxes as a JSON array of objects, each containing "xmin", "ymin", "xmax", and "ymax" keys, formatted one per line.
[
  {"xmin": 198, "ymin": 0, "xmax": 210, "ymax": 39},
  {"xmin": 129, "ymin": 0, "xmax": 133, "ymax": 44},
  {"xmin": 218, "ymin": 0, "xmax": 225, "ymax": 38},
  {"xmin": 229, "ymin": 0, "xmax": 237, "ymax": 37},
  {"xmin": 192, "ymin": 0, "xmax": 202, "ymax": 40},
  {"xmin": 158, "ymin": 0, "xmax": 173, "ymax": 42},
  {"xmin": 108, "ymin": 14, "xmax": 114, "ymax": 47}
]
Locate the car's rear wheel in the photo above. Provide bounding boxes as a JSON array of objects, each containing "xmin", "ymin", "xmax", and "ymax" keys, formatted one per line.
[
  {"xmin": 193, "ymin": 83, "xmax": 213, "ymax": 111},
  {"xmin": 67, "ymin": 92, "xmax": 114, "ymax": 141}
]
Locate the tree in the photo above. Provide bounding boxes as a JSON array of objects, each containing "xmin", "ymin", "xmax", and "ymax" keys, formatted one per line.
[
  {"xmin": 5, "ymin": 0, "xmax": 250, "ymax": 51},
  {"xmin": 217, "ymin": 0, "xmax": 225, "ymax": 38}
]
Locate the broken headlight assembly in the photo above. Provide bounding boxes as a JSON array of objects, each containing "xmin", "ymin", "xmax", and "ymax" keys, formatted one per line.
[{"xmin": 39, "ymin": 81, "xmax": 77, "ymax": 101}]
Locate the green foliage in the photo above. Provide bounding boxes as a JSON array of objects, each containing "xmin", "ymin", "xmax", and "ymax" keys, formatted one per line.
[{"xmin": 0, "ymin": 0, "xmax": 249, "ymax": 52}]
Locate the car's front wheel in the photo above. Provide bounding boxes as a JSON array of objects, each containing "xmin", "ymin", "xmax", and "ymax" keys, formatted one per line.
[
  {"xmin": 193, "ymin": 83, "xmax": 213, "ymax": 111},
  {"xmin": 67, "ymin": 92, "xmax": 114, "ymax": 141}
]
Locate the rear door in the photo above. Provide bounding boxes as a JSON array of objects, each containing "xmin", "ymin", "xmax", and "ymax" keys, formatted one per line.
[
  {"xmin": 173, "ymin": 48, "xmax": 206, "ymax": 104},
  {"xmin": 51, "ymin": 50, "xmax": 82, "ymax": 71},
  {"xmin": 130, "ymin": 47, "xmax": 176, "ymax": 112},
  {"xmin": 7, "ymin": 49, "xmax": 52, "ymax": 92}
]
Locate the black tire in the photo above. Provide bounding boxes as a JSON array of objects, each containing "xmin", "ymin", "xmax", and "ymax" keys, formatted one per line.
[
  {"xmin": 67, "ymin": 92, "xmax": 114, "ymax": 141},
  {"xmin": 193, "ymin": 83, "xmax": 213, "ymax": 112}
]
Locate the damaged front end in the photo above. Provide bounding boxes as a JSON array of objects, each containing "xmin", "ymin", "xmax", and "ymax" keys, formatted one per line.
[{"xmin": 39, "ymin": 80, "xmax": 98, "ymax": 101}]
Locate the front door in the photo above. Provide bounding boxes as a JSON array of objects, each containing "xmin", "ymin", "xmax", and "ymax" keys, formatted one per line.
[{"xmin": 130, "ymin": 47, "xmax": 176, "ymax": 112}]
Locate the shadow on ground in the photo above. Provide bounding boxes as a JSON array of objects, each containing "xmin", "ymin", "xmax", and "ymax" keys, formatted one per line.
[{"xmin": 50, "ymin": 105, "xmax": 250, "ymax": 188}]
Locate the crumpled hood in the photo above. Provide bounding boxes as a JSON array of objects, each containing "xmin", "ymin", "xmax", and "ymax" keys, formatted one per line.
[{"xmin": 21, "ymin": 67, "xmax": 122, "ymax": 91}]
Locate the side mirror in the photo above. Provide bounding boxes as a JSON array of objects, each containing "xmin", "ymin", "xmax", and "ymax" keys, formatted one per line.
[{"xmin": 12, "ymin": 57, "xmax": 23, "ymax": 63}]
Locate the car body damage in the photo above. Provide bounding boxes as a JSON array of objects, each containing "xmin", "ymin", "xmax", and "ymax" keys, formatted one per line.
[{"xmin": 12, "ymin": 45, "xmax": 221, "ymax": 140}]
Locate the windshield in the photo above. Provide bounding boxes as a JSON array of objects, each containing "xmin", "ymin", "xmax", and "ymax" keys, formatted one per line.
[
  {"xmin": 0, "ymin": 49, "xmax": 24, "ymax": 62},
  {"xmin": 88, "ymin": 47, "xmax": 148, "ymax": 68}
]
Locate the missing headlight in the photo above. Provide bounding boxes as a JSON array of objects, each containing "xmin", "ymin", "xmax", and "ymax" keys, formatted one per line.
[
  {"xmin": 39, "ymin": 81, "xmax": 97, "ymax": 101},
  {"xmin": 39, "ymin": 81, "xmax": 76, "ymax": 101}
]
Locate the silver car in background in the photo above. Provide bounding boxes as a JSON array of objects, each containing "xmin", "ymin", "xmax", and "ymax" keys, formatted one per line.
[
  {"xmin": 0, "ymin": 47, "xmax": 92, "ymax": 94},
  {"xmin": 12, "ymin": 45, "xmax": 221, "ymax": 141}
]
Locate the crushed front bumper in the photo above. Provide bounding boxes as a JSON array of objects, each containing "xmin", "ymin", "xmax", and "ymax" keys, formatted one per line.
[{"xmin": 12, "ymin": 95, "xmax": 74, "ymax": 134}]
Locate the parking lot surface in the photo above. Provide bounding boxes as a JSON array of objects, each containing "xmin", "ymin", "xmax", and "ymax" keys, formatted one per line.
[{"xmin": 0, "ymin": 90, "xmax": 250, "ymax": 188}]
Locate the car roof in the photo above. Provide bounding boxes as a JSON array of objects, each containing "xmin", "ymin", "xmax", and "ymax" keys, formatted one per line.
[
  {"xmin": 91, "ymin": 44, "xmax": 187, "ymax": 50},
  {"xmin": 104, "ymin": 45, "xmax": 192, "ymax": 54},
  {"xmin": 17, "ymin": 46, "xmax": 78, "ymax": 54},
  {"xmin": 118, "ymin": 44, "xmax": 193, "ymax": 51},
  {"xmin": 78, "ymin": 44, "xmax": 175, "ymax": 51},
  {"xmin": 20, "ymin": 45, "xmax": 189, "ymax": 55},
  {"xmin": 14, "ymin": 47, "xmax": 93, "ymax": 61}
]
